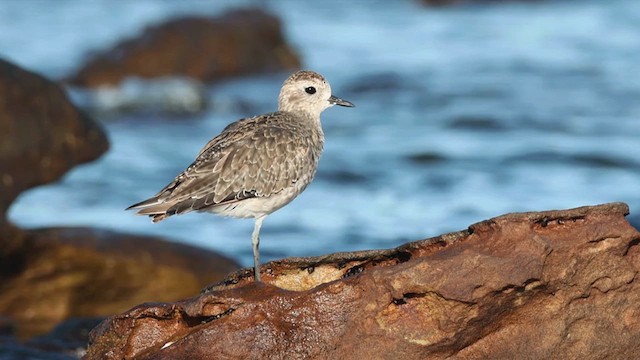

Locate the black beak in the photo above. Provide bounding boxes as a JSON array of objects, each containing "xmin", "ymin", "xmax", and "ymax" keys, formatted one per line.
[{"xmin": 329, "ymin": 95, "xmax": 355, "ymax": 107}]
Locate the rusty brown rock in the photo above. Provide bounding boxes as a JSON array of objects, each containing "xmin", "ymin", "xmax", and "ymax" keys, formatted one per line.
[
  {"xmin": 84, "ymin": 202, "xmax": 640, "ymax": 359},
  {"xmin": 67, "ymin": 9, "xmax": 301, "ymax": 87}
]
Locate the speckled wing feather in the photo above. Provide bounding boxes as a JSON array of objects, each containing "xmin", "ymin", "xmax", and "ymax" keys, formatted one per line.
[{"xmin": 129, "ymin": 111, "xmax": 323, "ymax": 221}]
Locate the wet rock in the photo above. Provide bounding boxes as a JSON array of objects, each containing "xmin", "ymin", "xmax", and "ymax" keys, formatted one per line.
[
  {"xmin": 85, "ymin": 203, "xmax": 640, "ymax": 359},
  {"xmin": 68, "ymin": 9, "xmax": 301, "ymax": 88}
]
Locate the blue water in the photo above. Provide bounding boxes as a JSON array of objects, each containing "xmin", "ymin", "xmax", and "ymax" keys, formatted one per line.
[{"xmin": 3, "ymin": 0, "xmax": 640, "ymax": 266}]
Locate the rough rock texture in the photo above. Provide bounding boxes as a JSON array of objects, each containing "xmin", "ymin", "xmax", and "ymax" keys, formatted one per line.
[
  {"xmin": 68, "ymin": 9, "xmax": 301, "ymax": 87},
  {"xmin": 85, "ymin": 203, "xmax": 640, "ymax": 360},
  {"xmin": 0, "ymin": 58, "xmax": 240, "ymax": 339}
]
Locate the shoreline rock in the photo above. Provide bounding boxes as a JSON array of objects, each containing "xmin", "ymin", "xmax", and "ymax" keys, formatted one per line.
[
  {"xmin": 0, "ymin": 58, "xmax": 240, "ymax": 343},
  {"xmin": 0, "ymin": 58, "xmax": 109, "ymax": 230},
  {"xmin": 67, "ymin": 8, "xmax": 301, "ymax": 88},
  {"xmin": 1, "ymin": 227, "xmax": 239, "ymax": 339},
  {"xmin": 85, "ymin": 202, "xmax": 640, "ymax": 359}
]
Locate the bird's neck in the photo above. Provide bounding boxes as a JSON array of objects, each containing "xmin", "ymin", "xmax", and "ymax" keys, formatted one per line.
[{"xmin": 280, "ymin": 109, "xmax": 322, "ymax": 127}]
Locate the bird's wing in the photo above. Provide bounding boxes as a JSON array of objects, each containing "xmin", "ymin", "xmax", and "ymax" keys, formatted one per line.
[{"xmin": 132, "ymin": 113, "xmax": 319, "ymax": 216}]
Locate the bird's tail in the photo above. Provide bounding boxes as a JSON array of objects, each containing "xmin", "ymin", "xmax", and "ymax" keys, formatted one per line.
[{"xmin": 126, "ymin": 196, "xmax": 172, "ymax": 223}]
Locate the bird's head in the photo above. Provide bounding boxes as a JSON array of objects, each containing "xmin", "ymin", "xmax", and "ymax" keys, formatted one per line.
[{"xmin": 278, "ymin": 70, "xmax": 354, "ymax": 117}]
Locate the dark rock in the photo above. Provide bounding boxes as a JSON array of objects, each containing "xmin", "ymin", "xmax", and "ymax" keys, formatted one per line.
[
  {"xmin": 0, "ymin": 58, "xmax": 108, "ymax": 229},
  {"xmin": 68, "ymin": 9, "xmax": 301, "ymax": 87},
  {"xmin": 0, "ymin": 57, "xmax": 109, "ymax": 276},
  {"xmin": 85, "ymin": 203, "xmax": 640, "ymax": 359}
]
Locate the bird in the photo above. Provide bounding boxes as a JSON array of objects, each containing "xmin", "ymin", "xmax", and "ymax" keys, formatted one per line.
[{"xmin": 126, "ymin": 70, "xmax": 354, "ymax": 281}]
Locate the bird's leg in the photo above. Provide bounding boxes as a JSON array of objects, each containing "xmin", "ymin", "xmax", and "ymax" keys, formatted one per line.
[{"xmin": 252, "ymin": 216, "xmax": 265, "ymax": 282}]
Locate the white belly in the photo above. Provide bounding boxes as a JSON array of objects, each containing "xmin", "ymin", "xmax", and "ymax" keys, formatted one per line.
[{"xmin": 205, "ymin": 184, "xmax": 307, "ymax": 219}]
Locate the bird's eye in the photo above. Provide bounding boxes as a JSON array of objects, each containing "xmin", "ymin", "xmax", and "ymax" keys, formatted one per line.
[{"xmin": 305, "ymin": 86, "xmax": 316, "ymax": 94}]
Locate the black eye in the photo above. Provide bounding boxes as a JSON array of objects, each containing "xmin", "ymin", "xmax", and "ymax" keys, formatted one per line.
[{"xmin": 305, "ymin": 86, "xmax": 316, "ymax": 94}]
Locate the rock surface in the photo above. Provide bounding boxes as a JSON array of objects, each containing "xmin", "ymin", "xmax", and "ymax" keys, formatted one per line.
[
  {"xmin": 0, "ymin": 228, "xmax": 239, "ymax": 338},
  {"xmin": 68, "ymin": 9, "xmax": 301, "ymax": 87},
  {"xmin": 0, "ymin": 57, "xmax": 240, "ymax": 339},
  {"xmin": 85, "ymin": 203, "xmax": 640, "ymax": 360},
  {"xmin": 0, "ymin": 57, "xmax": 108, "ymax": 236}
]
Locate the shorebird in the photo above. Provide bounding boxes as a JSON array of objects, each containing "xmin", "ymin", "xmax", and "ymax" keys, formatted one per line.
[{"xmin": 127, "ymin": 70, "xmax": 354, "ymax": 281}]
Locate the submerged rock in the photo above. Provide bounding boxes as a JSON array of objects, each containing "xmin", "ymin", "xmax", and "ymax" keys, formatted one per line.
[
  {"xmin": 85, "ymin": 202, "xmax": 640, "ymax": 359},
  {"xmin": 67, "ymin": 8, "xmax": 301, "ymax": 88}
]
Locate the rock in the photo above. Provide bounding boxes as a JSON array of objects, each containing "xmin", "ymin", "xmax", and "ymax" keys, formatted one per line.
[
  {"xmin": 0, "ymin": 58, "xmax": 109, "ymax": 230},
  {"xmin": 0, "ymin": 227, "xmax": 239, "ymax": 339},
  {"xmin": 0, "ymin": 58, "xmax": 240, "ymax": 339},
  {"xmin": 67, "ymin": 9, "xmax": 301, "ymax": 88},
  {"xmin": 85, "ymin": 203, "xmax": 640, "ymax": 360},
  {"xmin": 0, "ymin": 57, "xmax": 109, "ymax": 276}
]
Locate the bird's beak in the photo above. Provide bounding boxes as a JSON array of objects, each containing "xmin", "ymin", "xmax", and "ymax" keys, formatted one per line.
[{"xmin": 329, "ymin": 95, "xmax": 355, "ymax": 107}]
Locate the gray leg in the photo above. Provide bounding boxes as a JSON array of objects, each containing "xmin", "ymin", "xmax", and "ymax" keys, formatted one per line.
[{"xmin": 252, "ymin": 216, "xmax": 266, "ymax": 281}]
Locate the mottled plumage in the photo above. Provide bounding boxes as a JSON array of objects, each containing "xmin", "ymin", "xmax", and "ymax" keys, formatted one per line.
[{"xmin": 127, "ymin": 70, "xmax": 354, "ymax": 281}]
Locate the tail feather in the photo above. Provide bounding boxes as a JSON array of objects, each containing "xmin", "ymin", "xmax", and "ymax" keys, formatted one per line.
[
  {"xmin": 125, "ymin": 196, "xmax": 163, "ymax": 211},
  {"xmin": 126, "ymin": 196, "xmax": 174, "ymax": 223}
]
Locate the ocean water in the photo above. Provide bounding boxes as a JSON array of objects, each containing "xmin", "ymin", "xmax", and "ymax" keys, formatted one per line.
[{"xmin": 3, "ymin": 0, "xmax": 640, "ymax": 266}]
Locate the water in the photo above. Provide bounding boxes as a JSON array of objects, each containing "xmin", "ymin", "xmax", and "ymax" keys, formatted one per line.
[{"xmin": 3, "ymin": 0, "xmax": 640, "ymax": 266}]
